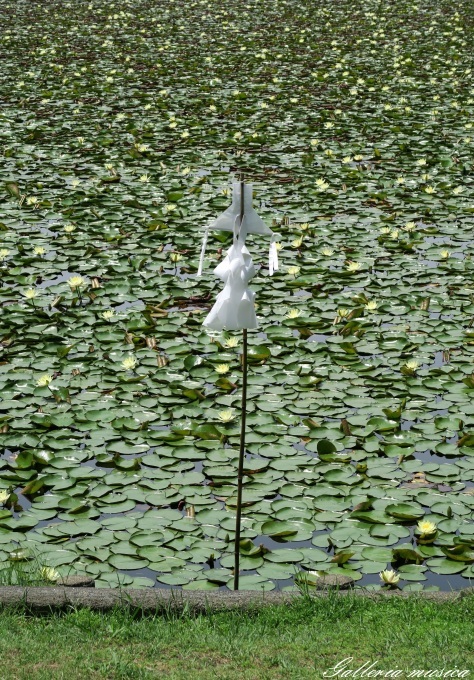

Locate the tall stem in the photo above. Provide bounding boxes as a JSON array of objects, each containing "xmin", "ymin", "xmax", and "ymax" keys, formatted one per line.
[
  {"xmin": 239, "ymin": 178, "xmax": 244, "ymax": 234},
  {"xmin": 234, "ymin": 326, "xmax": 247, "ymax": 591},
  {"xmin": 234, "ymin": 177, "xmax": 247, "ymax": 591}
]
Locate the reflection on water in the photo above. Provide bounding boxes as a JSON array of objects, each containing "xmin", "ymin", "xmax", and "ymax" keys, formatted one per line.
[
  {"xmin": 308, "ymin": 334, "xmax": 328, "ymax": 343},
  {"xmin": 114, "ymin": 300, "xmax": 145, "ymax": 312},
  {"xmin": 37, "ymin": 270, "xmax": 73, "ymax": 288}
]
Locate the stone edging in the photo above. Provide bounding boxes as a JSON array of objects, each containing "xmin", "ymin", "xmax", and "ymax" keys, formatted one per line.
[{"xmin": 0, "ymin": 586, "xmax": 471, "ymax": 613}]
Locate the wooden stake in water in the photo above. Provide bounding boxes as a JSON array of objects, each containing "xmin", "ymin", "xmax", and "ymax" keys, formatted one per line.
[{"xmin": 234, "ymin": 179, "xmax": 247, "ymax": 591}]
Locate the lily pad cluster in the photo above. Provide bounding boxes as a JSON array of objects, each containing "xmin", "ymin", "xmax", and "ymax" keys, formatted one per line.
[{"xmin": 0, "ymin": 0, "xmax": 474, "ymax": 590}]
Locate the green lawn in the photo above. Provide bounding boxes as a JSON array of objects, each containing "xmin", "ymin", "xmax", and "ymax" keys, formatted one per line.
[
  {"xmin": 0, "ymin": 593, "xmax": 473, "ymax": 679},
  {"xmin": 1, "ymin": 0, "xmax": 474, "ymax": 595}
]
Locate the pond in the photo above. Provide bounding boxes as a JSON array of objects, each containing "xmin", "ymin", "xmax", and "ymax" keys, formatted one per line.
[{"xmin": 1, "ymin": 0, "xmax": 474, "ymax": 592}]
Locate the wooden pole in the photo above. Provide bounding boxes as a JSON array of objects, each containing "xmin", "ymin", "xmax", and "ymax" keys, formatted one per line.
[{"xmin": 234, "ymin": 178, "xmax": 247, "ymax": 591}]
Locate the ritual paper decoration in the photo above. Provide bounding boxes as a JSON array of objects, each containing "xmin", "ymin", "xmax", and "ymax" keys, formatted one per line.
[
  {"xmin": 197, "ymin": 181, "xmax": 279, "ymax": 331},
  {"xmin": 196, "ymin": 179, "xmax": 281, "ymax": 590}
]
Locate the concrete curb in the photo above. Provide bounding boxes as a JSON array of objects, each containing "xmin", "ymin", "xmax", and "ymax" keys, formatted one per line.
[{"xmin": 0, "ymin": 586, "xmax": 470, "ymax": 613}]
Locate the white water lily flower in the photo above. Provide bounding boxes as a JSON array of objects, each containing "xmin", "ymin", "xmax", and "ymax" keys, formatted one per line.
[
  {"xmin": 68, "ymin": 275, "xmax": 85, "ymax": 289},
  {"xmin": 346, "ymin": 261, "xmax": 362, "ymax": 272},
  {"xmin": 287, "ymin": 266, "xmax": 300, "ymax": 277},
  {"xmin": 0, "ymin": 249, "xmax": 10, "ymax": 260},
  {"xmin": 33, "ymin": 246, "xmax": 45, "ymax": 255},
  {"xmin": 321, "ymin": 247, "xmax": 334, "ymax": 256},
  {"xmin": 404, "ymin": 359, "xmax": 419, "ymax": 372},
  {"xmin": 0, "ymin": 490, "xmax": 10, "ymax": 504},
  {"xmin": 223, "ymin": 336, "xmax": 239, "ymax": 348},
  {"xmin": 417, "ymin": 520, "xmax": 437, "ymax": 535},
  {"xmin": 23, "ymin": 288, "xmax": 38, "ymax": 299},
  {"xmin": 316, "ymin": 179, "xmax": 329, "ymax": 191},
  {"xmin": 286, "ymin": 309, "xmax": 302, "ymax": 319},
  {"xmin": 440, "ymin": 249, "xmax": 451, "ymax": 259},
  {"xmin": 101, "ymin": 310, "xmax": 115, "ymax": 320},
  {"xmin": 380, "ymin": 569, "xmax": 400, "ymax": 585},
  {"xmin": 121, "ymin": 356, "xmax": 137, "ymax": 370},
  {"xmin": 215, "ymin": 364, "xmax": 230, "ymax": 375},
  {"xmin": 217, "ymin": 409, "xmax": 235, "ymax": 423},
  {"xmin": 365, "ymin": 300, "xmax": 379, "ymax": 312},
  {"xmin": 37, "ymin": 374, "xmax": 53, "ymax": 387},
  {"xmin": 40, "ymin": 566, "xmax": 60, "ymax": 582}
]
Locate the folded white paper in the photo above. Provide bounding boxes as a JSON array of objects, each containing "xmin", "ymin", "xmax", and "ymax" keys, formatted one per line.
[
  {"xmin": 197, "ymin": 182, "xmax": 279, "ymax": 279},
  {"xmin": 200, "ymin": 182, "xmax": 279, "ymax": 331}
]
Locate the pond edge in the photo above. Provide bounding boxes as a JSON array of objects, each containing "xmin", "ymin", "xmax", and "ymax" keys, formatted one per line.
[{"xmin": 0, "ymin": 586, "xmax": 471, "ymax": 613}]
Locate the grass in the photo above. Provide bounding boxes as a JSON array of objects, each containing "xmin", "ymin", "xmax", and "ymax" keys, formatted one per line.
[{"xmin": 0, "ymin": 592, "xmax": 473, "ymax": 679}]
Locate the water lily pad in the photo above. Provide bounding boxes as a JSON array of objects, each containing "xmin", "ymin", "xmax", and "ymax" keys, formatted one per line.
[
  {"xmin": 385, "ymin": 503, "xmax": 424, "ymax": 520},
  {"xmin": 226, "ymin": 575, "xmax": 275, "ymax": 591},
  {"xmin": 108, "ymin": 555, "xmax": 149, "ymax": 570}
]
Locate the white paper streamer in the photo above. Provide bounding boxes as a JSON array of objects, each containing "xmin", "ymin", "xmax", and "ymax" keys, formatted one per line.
[
  {"xmin": 196, "ymin": 225, "xmax": 210, "ymax": 277},
  {"xmin": 269, "ymin": 233, "xmax": 279, "ymax": 276}
]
